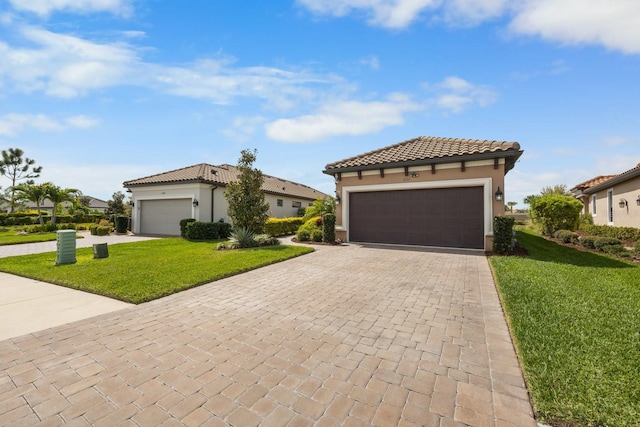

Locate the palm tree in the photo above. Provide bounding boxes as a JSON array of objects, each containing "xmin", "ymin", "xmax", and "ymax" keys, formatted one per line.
[
  {"xmin": 13, "ymin": 182, "xmax": 49, "ymax": 225},
  {"xmin": 45, "ymin": 184, "xmax": 80, "ymax": 225}
]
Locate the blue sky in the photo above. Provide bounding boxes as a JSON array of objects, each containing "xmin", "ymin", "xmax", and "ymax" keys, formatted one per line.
[{"xmin": 1, "ymin": 0, "xmax": 639, "ymax": 208}]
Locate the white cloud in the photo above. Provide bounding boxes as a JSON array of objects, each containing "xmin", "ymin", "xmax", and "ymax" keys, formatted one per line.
[
  {"xmin": 427, "ymin": 76, "xmax": 497, "ymax": 113},
  {"xmin": 9, "ymin": 0, "xmax": 133, "ymax": 17},
  {"xmin": 298, "ymin": 0, "xmax": 640, "ymax": 54},
  {"xmin": 510, "ymin": 0, "xmax": 640, "ymax": 54},
  {"xmin": 265, "ymin": 93, "xmax": 420, "ymax": 142},
  {"xmin": 0, "ymin": 113, "xmax": 98, "ymax": 136},
  {"xmin": 297, "ymin": 0, "xmax": 440, "ymax": 29},
  {"xmin": 222, "ymin": 116, "xmax": 267, "ymax": 142}
]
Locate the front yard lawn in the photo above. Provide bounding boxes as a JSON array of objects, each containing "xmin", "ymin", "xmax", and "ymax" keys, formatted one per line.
[
  {"xmin": 490, "ymin": 229, "xmax": 640, "ymax": 427},
  {"xmin": 0, "ymin": 238, "xmax": 313, "ymax": 304},
  {"xmin": 0, "ymin": 227, "xmax": 59, "ymax": 245}
]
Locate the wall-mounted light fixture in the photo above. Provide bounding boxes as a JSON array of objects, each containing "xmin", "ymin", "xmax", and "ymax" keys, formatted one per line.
[
  {"xmin": 495, "ymin": 187, "xmax": 503, "ymax": 201},
  {"xmin": 129, "ymin": 201, "xmax": 134, "ymax": 207},
  {"xmin": 636, "ymin": 195, "xmax": 640, "ymax": 207},
  {"xmin": 335, "ymin": 192, "xmax": 341, "ymax": 204},
  {"xmin": 192, "ymin": 199, "xmax": 199, "ymax": 207},
  {"xmin": 619, "ymin": 198, "xmax": 628, "ymax": 209}
]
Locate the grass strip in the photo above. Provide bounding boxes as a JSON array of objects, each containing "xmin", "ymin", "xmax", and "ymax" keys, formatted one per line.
[
  {"xmin": 490, "ymin": 229, "xmax": 640, "ymax": 427},
  {"xmin": 0, "ymin": 238, "xmax": 313, "ymax": 304}
]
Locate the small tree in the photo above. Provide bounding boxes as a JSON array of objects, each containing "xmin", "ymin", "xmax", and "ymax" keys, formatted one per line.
[
  {"xmin": 0, "ymin": 148, "xmax": 43, "ymax": 213},
  {"xmin": 106, "ymin": 191, "xmax": 127, "ymax": 216},
  {"xmin": 303, "ymin": 196, "xmax": 335, "ymax": 221},
  {"xmin": 45, "ymin": 184, "xmax": 80, "ymax": 225},
  {"xmin": 506, "ymin": 201, "xmax": 517, "ymax": 213},
  {"xmin": 224, "ymin": 149, "xmax": 269, "ymax": 233},
  {"xmin": 530, "ymin": 194, "xmax": 583, "ymax": 235},
  {"xmin": 13, "ymin": 182, "xmax": 49, "ymax": 225}
]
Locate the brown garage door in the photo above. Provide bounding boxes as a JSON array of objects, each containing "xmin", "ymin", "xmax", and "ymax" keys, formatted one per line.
[{"xmin": 349, "ymin": 187, "xmax": 484, "ymax": 249}]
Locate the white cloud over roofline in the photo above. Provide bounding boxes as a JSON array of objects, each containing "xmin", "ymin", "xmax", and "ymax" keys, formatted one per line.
[
  {"xmin": 9, "ymin": 0, "xmax": 133, "ymax": 17},
  {"xmin": 0, "ymin": 113, "xmax": 99, "ymax": 137}
]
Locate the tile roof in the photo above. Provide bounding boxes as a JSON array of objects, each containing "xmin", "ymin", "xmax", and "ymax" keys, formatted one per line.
[
  {"xmin": 323, "ymin": 136, "xmax": 522, "ymax": 173},
  {"xmin": 582, "ymin": 162, "xmax": 640, "ymax": 194},
  {"xmin": 25, "ymin": 196, "xmax": 108, "ymax": 210},
  {"xmin": 569, "ymin": 175, "xmax": 617, "ymax": 193},
  {"xmin": 123, "ymin": 163, "xmax": 325, "ymax": 200}
]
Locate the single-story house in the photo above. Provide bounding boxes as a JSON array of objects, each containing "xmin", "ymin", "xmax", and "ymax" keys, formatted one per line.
[
  {"xmin": 570, "ymin": 162, "xmax": 640, "ymax": 228},
  {"xmin": 323, "ymin": 136, "xmax": 523, "ymax": 251},
  {"xmin": 25, "ymin": 196, "xmax": 109, "ymax": 213},
  {"xmin": 123, "ymin": 163, "xmax": 325, "ymax": 236}
]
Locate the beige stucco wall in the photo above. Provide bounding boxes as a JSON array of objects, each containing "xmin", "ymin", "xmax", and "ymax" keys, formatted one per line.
[
  {"xmin": 590, "ymin": 175, "xmax": 640, "ymax": 228},
  {"xmin": 332, "ymin": 159, "xmax": 507, "ymax": 250}
]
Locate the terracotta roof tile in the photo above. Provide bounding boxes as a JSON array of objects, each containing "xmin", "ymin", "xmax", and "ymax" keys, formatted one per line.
[
  {"xmin": 570, "ymin": 175, "xmax": 617, "ymax": 192},
  {"xmin": 323, "ymin": 136, "xmax": 521, "ymax": 171},
  {"xmin": 124, "ymin": 163, "xmax": 325, "ymax": 201}
]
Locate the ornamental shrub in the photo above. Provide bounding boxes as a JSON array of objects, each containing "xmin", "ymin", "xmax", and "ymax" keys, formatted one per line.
[
  {"xmin": 580, "ymin": 236, "xmax": 597, "ymax": 249},
  {"xmin": 184, "ymin": 221, "xmax": 232, "ymax": 240},
  {"xmin": 493, "ymin": 216, "xmax": 516, "ymax": 255},
  {"xmin": 530, "ymin": 195, "xmax": 583, "ymax": 235},
  {"xmin": 264, "ymin": 217, "xmax": 304, "ymax": 237},
  {"xmin": 601, "ymin": 244, "xmax": 630, "ymax": 257},
  {"xmin": 553, "ymin": 229, "xmax": 579, "ymax": 244},
  {"xmin": 229, "ymin": 227, "xmax": 257, "ymax": 248},
  {"xmin": 180, "ymin": 218, "xmax": 196, "ymax": 237},
  {"xmin": 296, "ymin": 216, "xmax": 322, "ymax": 241},
  {"xmin": 322, "ymin": 213, "xmax": 336, "ymax": 243},
  {"xmin": 593, "ymin": 237, "xmax": 623, "ymax": 252},
  {"xmin": 115, "ymin": 215, "xmax": 129, "ymax": 233},
  {"xmin": 311, "ymin": 229, "xmax": 323, "ymax": 242},
  {"xmin": 581, "ymin": 224, "xmax": 640, "ymax": 242}
]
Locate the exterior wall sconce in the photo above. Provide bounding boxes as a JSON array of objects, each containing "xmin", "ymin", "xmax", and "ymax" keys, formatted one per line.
[
  {"xmin": 495, "ymin": 187, "xmax": 503, "ymax": 201},
  {"xmin": 192, "ymin": 199, "xmax": 199, "ymax": 207},
  {"xmin": 335, "ymin": 193, "xmax": 341, "ymax": 204},
  {"xmin": 636, "ymin": 195, "xmax": 640, "ymax": 206},
  {"xmin": 129, "ymin": 201, "xmax": 134, "ymax": 207},
  {"xmin": 619, "ymin": 198, "xmax": 628, "ymax": 208}
]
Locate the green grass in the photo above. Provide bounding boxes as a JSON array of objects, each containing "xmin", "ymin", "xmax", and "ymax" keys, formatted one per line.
[
  {"xmin": 0, "ymin": 227, "xmax": 59, "ymax": 245},
  {"xmin": 490, "ymin": 229, "xmax": 640, "ymax": 427},
  {"xmin": 0, "ymin": 238, "xmax": 313, "ymax": 304}
]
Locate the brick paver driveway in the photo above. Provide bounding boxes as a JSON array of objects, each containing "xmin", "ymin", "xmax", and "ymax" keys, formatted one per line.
[{"xmin": 0, "ymin": 243, "xmax": 536, "ymax": 426}]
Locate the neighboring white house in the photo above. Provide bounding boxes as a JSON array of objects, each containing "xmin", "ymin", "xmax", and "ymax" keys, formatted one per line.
[{"xmin": 123, "ymin": 163, "xmax": 326, "ymax": 236}]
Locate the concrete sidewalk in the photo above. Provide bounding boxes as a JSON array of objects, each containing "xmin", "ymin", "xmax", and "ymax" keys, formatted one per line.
[
  {"xmin": 0, "ymin": 273, "xmax": 132, "ymax": 341},
  {"xmin": 0, "ymin": 232, "xmax": 156, "ymax": 341}
]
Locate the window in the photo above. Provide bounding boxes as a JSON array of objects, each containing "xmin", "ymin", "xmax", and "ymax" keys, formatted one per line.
[
  {"xmin": 607, "ymin": 190, "xmax": 614, "ymax": 224},
  {"xmin": 591, "ymin": 195, "xmax": 597, "ymax": 215},
  {"xmin": 292, "ymin": 201, "xmax": 302, "ymax": 208},
  {"xmin": 308, "ymin": 202, "xmax": 313, "ymax": 206},
  {"xmin": 277, "ymin": 199, "xmax": 283, "ymax": 207}
]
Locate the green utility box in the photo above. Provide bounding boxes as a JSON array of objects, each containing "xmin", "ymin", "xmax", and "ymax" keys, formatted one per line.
[
  {"xmin": 56, "ymin": 229, "xmax": 77, "ymax": 265},
  {"xmin": 93, "ymin": 243, "xmax": 109, "ymax": 259}
]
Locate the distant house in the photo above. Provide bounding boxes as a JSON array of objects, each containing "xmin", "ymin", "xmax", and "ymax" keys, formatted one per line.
[
  {"xmin": 570, "ymin": 163, "xmax": 640, "ymax": 228},
  {"xmin": 123, "ymin": 163, "xmax": 326, "ymax": 236},
  {"xmin": 323, "ymin": 136, "xmax": 523, "ymax": 251},
  {"xmin": 25, "ymin": 196, "xmax": 109, "ymax": 213}
]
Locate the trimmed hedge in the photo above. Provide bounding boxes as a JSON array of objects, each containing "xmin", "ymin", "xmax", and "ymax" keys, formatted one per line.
[
  {"xmin": 553, "ymin": 229, "xmax": 579, "ymax": 244},
  {"xmin": 493, "ymin": 216, "xmax": 515, "ymax": 255},
  {"xmin": 296, "ymin": 216, "xmax": 322, "ymax": 242},
  {"xmin": 180, "ymin": 218, "xmax": 196, "ymax": 237},
  {"xmin": 580, "ymin": 236, "xmax": 597, "ymax": 249},
  {"xmin": 593, "ymin": 237, "xmax": 623, "ymax": 251},
  {"xmin": 115, "ymin": 215, "xmax": 129, "ymax": 233},
  {"xmin": 264, "ymin": 217, "xmax": 304, "ymax": 237},
  {"xmin": 184, "ymin": 221, "xmax": 232, "ymax": 240},
  {"xmin": 322, "ymin": 213, "xmax": 336, "ymax": 243},
  {"xmin": 581, "ymin": 224, "xmax": 640, "ymax": 242}
]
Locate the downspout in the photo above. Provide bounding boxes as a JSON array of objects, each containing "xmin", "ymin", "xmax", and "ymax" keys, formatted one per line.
[{"xmin": 211, "ymin": 186, "xmax": 217, "ymax": 222}]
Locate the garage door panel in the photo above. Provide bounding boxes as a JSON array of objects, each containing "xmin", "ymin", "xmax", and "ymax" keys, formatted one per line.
[
  {"xmin": 140, "ymin": 199, "xmax": 192, "ymax": 236},
  {"xmin": 349, "ymin": 187, "xmax": 484, "ymax": 249}
]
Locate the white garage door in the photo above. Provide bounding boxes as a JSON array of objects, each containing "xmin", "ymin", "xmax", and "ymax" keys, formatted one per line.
[{"xmin": 140, "ymin": 199, "xmax": 192, "ymax": 236}]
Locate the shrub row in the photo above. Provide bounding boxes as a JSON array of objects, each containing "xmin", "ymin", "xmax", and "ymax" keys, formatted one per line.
[
  {"xmin": 0, "ymin": 212, "xmax": 104, "ymax": 226},
  {"xmin": 580, "ymin": 224, "xmax": 640, "ymax": 242},
  {"xmin": 296, "ymin": 216, "xmax": 323, "ymax": 242},
  {"xmin": 184, "ymin": 221, "xmax": 232, "ymax": 240},
  {"xmin": 264, "ymin": 217, "xmax": 304, "ymax": 237}
]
